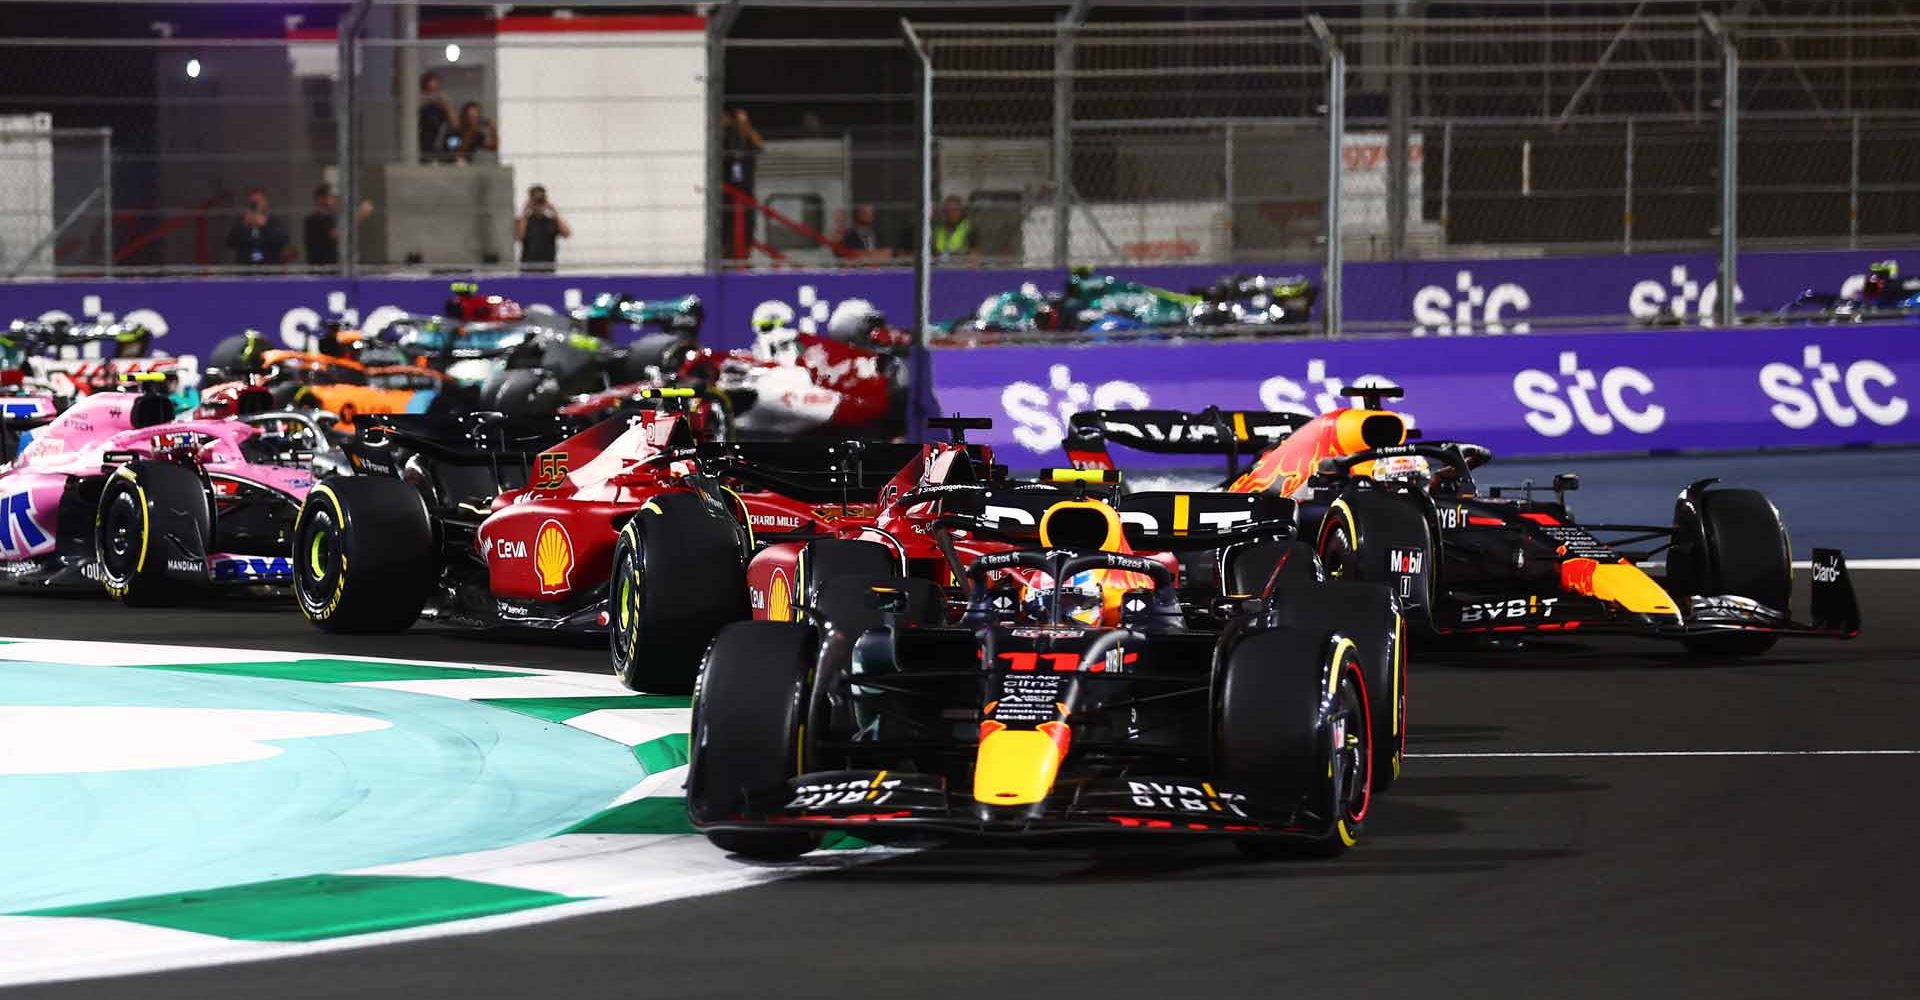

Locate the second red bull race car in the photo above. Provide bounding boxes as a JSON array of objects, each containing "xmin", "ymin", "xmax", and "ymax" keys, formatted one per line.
[{"xmin": 1066, "ymin": 386, "xmax": 1861, "ymax": 657}]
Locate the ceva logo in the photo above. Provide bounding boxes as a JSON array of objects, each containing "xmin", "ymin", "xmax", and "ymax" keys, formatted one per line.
[
  {"xmin": 1759, "ymin": 345, "xmax": 1908, "ymax": 429},
  {"xmin": 1257, "ymin": 360, "xmax": 1401, "ymax": 418},
  {"xmin": 1002, "ymin": 364, "xmax": 1151, "ymax": 453},
  {"xmin": 1513, "ymin": 351, "xmax": 1665, "ymax": 437},
  {"xmin": 1628, "ymin": 265, "xmax": 1744, "ymax": 327},
  {"xmin": 1411, "ymin": 270, "xmax": 1532, "ymax": 336}
]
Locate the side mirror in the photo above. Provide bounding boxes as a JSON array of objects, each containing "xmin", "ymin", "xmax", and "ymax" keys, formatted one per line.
[{"xmin": 1553, "ymin": 473, "xmax": 1580, "ymax": 493}]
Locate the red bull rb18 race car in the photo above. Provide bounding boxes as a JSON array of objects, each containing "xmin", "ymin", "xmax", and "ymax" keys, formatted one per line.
[{"xmin": 1065, "ymin": 386, "xmax": 1860, "ymax": 657}]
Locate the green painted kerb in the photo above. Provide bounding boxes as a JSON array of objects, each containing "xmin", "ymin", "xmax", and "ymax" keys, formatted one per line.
[
  {"xmin": 124, "ymin": 659, "xmax": 526, "ymax": 684},
  {"xmin": 634, "ymin": 733, "xmax": 690, "ymax": 774},
  {"xmin": 477, "ymin": 694, "xmax": 691, "ymax": 724},
  {"xmin": 22, "ymin": 875, "xmax": 580, "ymax": 942}
]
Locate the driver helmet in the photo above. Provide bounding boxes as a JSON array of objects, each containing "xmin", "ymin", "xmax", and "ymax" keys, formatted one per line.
[
  {"xmin": 751, "ymin": 311, "xmax": 800, "ymax": 365},
  {"xmin": 826, "ymin": 298, "xmax": 884, "ymax": 344},
  {"xmin": 1019, "ymin": 570, "xmax": 1110, "ymax": 627},
  {"xmin": 1866, "ymin": 260, "xmax": 1899, "ymax": 297},
  {"xmin": 1366, "ymin": 453, "xmax": 1432, "ymax": 485}
]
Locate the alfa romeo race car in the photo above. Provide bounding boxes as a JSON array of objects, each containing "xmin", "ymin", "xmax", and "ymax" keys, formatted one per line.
[
  {"xmin": 943, "ymin": 268, "xmax": 1317, "ymax": 342},
  {"xmin": 0, "ymin": 374, "xmax": 325, "ymax": 598},
  {"xmin": 1066, "ymin": 387, "xmax": 1861, "ymax": 656},
  {"xmin": 562, "ymin": 297, "xmax": 911, "ymax": 440},
  {"xmin": 687, "ymin": 475, "xmax": 1401, "ymax": 860}
]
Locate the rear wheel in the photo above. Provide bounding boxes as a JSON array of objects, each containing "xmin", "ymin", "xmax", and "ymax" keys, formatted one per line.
[
  {"xmin": 1217, "ymin": 627, "xmax": 1372, "ymax": 859},
  {"xmin": 292, "ymin": 477, "xmax": 436, "ymax": 632},
  {"xmin": 796, "ymin": 539, "xmax": 898, "ymax": 625},
  {"xmin": 96, "ymin": 463, "xmax": 209, "ymax": 606},
  {"xmin": 609, "ymin": 491, "xmax": 750, "ymax": 693},
  {"xmin": 1223, "ymin": 539, "xmax": 1320, "ymax": 597},
  {"xmin": 481, "ymin": 368, "xmax": 557, "ymax": 415},
  {"xmin": 1670, "ymin": 488, "xmax": 1790, "ymax": 657},
  {"xmin": 687, "ymin": 621, "xmax": 822, "ymax": 861}
]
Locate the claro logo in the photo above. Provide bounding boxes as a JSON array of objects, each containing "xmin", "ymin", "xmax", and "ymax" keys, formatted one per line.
[
  {"xmin": 1759, "ymin": 345, "xmax": 1908, "ymax": 429},
  {"xmin": 1002, "ymin": 364, "xmax": 1151, "ymax": 452},
  {"xmin": 1411, "ymin": 270, "xmax": 1532, "ymax": 335},
  {"xmin": 1513, "ymin": 351, "xmax": 1665, "ymax": 437}
]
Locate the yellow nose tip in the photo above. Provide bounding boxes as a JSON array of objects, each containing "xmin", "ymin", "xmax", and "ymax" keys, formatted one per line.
[{"xmin": 972, "ymin": 729, "xmax": 1064, "ymax": 807}]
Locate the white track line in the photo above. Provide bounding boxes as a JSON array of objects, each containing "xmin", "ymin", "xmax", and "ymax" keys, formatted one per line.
[{"xmin": 1410, "ymin": 750, "xmax": 1920, "ymax": 759}]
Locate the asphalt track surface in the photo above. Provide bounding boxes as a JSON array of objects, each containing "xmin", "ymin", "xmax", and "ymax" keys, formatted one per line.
[{"xmin": 3, "ymin": 567, "xmax": 1915, "ymax": 1000}]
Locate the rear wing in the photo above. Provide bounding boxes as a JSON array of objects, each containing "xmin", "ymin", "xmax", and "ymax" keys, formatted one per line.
[
  {"xmin": 1065, "ymin": 408, "xmax": 1310, "ymax": 478},
  {"xmin": 943, "ymin": 485, "xmax": 1297, "ymax": 551}
]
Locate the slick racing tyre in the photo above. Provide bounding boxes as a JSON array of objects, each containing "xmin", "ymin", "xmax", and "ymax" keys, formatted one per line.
[
  {"xmin": 96, "ymin": 462, "xmax": 210, "ymax": 607},
  {"xmin": 293, "ymin": 476, "xmax": 436, "ymax": 632},
  {"xmin": 1316, "ymin": 490, "xmax": 1435, "ymax": 608},
  {"xmin": 686, "ymin": 621, "xmax": 822, "ymax": 861},
  {"xmin": 624, "ymin": 333, "xmax": 698, "ymax": 382},
  {"xmin": 1669, "ymin": 487, "xmax": 1791, "ymax": 657},
  {"xmin": 479, "ymin": 368, "xmax": 559, "ymax": 416},
  {"xmin": 609, "ymin": 491, "xmax": 750, "ymax": 693},
  {"xmin": 1266, "ymin": 579, "xmax": 1405, "ymax": 795},
  {"xmin": 1217, "ymin": 626, "xmax": 1373, "ymax": 859}
]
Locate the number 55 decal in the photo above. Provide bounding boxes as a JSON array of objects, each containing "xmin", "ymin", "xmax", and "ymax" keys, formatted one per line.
[{"xmin": 534, "ymin": 452, "xmax": 569, "ymax": 489}]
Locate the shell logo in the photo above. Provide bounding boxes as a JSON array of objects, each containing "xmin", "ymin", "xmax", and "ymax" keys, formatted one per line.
[
  {"xmin": 535, "ymin": 519, "xmax": 574, "ymax": 594},
  {"xmin": 767, "ymin": 569, "xmax": 791, "ymax": 621}
]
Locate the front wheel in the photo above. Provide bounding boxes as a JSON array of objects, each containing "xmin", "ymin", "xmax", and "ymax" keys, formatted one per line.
[
  {"xmin": 1670, "ymin": 487, "xmax": 1790, "ymax": 657},
  {"xmin": 96, "ymin": 462, "xmax": 209, "ymax": 606},
  {"xmin": 292, "ymin": 477, "xmax": 437, "ymax": 632},
  {"xmin": 1217, "ymin": 627, "xmax": 1373, "ymax": 859},
  {"xmin": 609, "ymin": 491, "xmax": 750, "ymax": 693},
  {"xmin": 686, "ymin": 621, "xmax": 822, "ymax": 861}
]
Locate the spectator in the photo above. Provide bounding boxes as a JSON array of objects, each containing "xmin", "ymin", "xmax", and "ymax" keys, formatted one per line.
[
  {"xmin": 720, "ymin": 107, "xmax": 764, "ymax": 260},
  {"xmin": 226, "ymin": 188, "xmax": 292, "ymax": 267},
  {"xmin": 418, "ymin": 71, "xmax": 454, "ymax": 162},
  {"xmin": 516, "ymin": 184, "xmax": 570, "ymax": 272},
  {"xmin": 450, "ymin": 102, "xmax": 499, "ymax": 163},
  {"xmin": 837, "ymin": 202, "xmax": 898, "ymax": 262},
  {"xmin": 303, "ymin": 184, "xmax": 375, "ymax": 268},
  {"xmin": 932, "ymin": 194, "xmax": 977, "ymax": 260}
]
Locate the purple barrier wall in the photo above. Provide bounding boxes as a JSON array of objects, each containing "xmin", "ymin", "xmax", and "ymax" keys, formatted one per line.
[
  {"xmin": 929, "ymin": 324, "xmax": 1919, "ymax": 464},
  {"xmin": 3, "ymin": 246, "xmax": 1913, "ymax": 364}
]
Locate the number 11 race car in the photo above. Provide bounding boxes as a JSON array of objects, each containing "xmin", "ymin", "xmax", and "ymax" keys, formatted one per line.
[
  {"xmin": 687, "ymin": 472, "xmax": 1404, "ymax": 861},
  {"xmin": 1066, "ymin": 387, "xmax": 1861, "ymax": 657}
]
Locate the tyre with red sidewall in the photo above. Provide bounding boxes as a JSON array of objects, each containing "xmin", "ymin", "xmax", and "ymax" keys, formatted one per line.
[{"xmin": 687, "ymin": 620, "xmax": 822, "ymax": 861}]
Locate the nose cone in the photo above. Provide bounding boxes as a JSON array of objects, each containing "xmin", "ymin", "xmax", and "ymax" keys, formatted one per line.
[
  {"xmin": 1563, "ymin": 558, "xmax": 1681, "ymax": 620},
  {"xmin": 972, "ymin": 725, "xmax": 1069, "ymax": 808}
]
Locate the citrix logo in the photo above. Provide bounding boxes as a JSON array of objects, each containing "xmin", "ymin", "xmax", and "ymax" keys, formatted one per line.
[
  {"xmin": 1257, "ymin": 360, "xmax": 1400, "ymax": 417},
  {"xmin": 1002, "ymin": 364, "xmax": 1150, "ymax": 452},
  {"xmin": 1411, "ymin": 270, "xmax": 1531, "ymax": 335},
  {"xmin": 1759, "ymin": 345, "xmax": 1907, "ymax": 429},
  {"xmin": 1513, "ymin": 351, "xmax": 1665, "ymax": 437},
  {"xmin": 1628, "ymin": 265, "xmax": 1744, "ymax": 326}
]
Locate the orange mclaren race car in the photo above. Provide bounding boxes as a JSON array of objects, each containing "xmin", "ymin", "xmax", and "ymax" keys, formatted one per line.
[{"xmin": 1065, "ymin": 386, "xmax": 1861, "ymax": 658}]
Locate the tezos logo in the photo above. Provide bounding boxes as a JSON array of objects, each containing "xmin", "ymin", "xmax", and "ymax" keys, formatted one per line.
[
  {"xmin": 1002, "ymin": 364, "xmax": 1150, "ymax": 453},
  {"xmin": 1628, "ymin": 265, "xmax": 1744, "ymax": 327},
  {"xmin": 1513, "ymin": 351, "xmax": 1665, "ymax": 437},
  {"xmin": 1257, "ymin": 360, "xmax": 1401, "ymax": 417},
  {"xmin": 1759, "ymin": 345, "xmax": 1907, "ymax": 430},
  {"xmin": 1411, "ymin": 270, "xmax": 1531, "ymax": 335}
]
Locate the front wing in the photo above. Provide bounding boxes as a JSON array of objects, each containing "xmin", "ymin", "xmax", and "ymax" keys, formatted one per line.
[{"xmin": 700, "ymin": 769, "xmax": 1337, "ymax": 842}]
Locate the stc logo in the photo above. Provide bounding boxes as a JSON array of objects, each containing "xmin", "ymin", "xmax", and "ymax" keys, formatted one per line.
[
  {"xmin": 1257, "ymin": 360, "xmax": 1400, "ymax": 418},
  {"xmin": 1411, "ymin": 270, "xmax": 1532, "ymax": 336},
  {"xmin": 1002, "ymin": 364, "xmax": 1150, "ymax": 453},
  {"xmin": 1627, "ymin": 265, "xmax": 1743, "ymax": 327},
  {"xmin": 1759, "ymin": 345, "xmax": 1907, "ymax": 429},
  {"xmin": 1513, "ymin": 351, "xmax": 1665, "ymax": 437}
]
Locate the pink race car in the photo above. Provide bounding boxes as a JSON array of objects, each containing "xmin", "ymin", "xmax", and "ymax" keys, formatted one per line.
[{"xmin": 0, "ymin": 376, "xmax": 327, "ymax": 601}]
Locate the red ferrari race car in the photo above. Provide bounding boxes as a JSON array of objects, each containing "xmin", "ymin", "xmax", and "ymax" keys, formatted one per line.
[
  {"xmin": 290, "ymin": 392, "xmax": 921, "ymax": 692},
  {"xmin": 1065, "ymin": 387, "xmax": 1861, "ymax": 657}
]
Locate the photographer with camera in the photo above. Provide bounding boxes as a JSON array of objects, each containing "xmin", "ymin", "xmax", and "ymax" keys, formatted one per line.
[
  {"xmin": 226, "ymin": 188, "xmax": 293, "ymax": 268},
  {"xmin": 450, "ymin": 101, "xmax": 499, "ymax": 163},
  {"xmin": 515, "ymin": 184, "xmax": 571, "ymax": 272}
]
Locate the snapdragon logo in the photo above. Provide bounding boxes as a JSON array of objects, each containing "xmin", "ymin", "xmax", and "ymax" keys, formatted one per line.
[
  {"xmin": 34, "ymin": 294, "xmax": 169, "ymax": 344},
  {"xmin": 1759, "ymin": 345, "xmax": 1907, "ymax": 429},
  {"xmin": 1628, "ymin": 265, "xmax": 1744, "ymax": 326},
  {"xmin": 1257, "ymin": 360, "xmax": 1400, "ymax": 417},
  {"xmin": 1002, "ymin": 364, "xmax": 1150, "ymax": 453},
  {"xmin": 1513, "ymin": 351, "xmax": 1665, "ymax": 437},
  {"xmin": 1411, "ymin": 270, "xmax": 1531, "ymax": 335}
]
